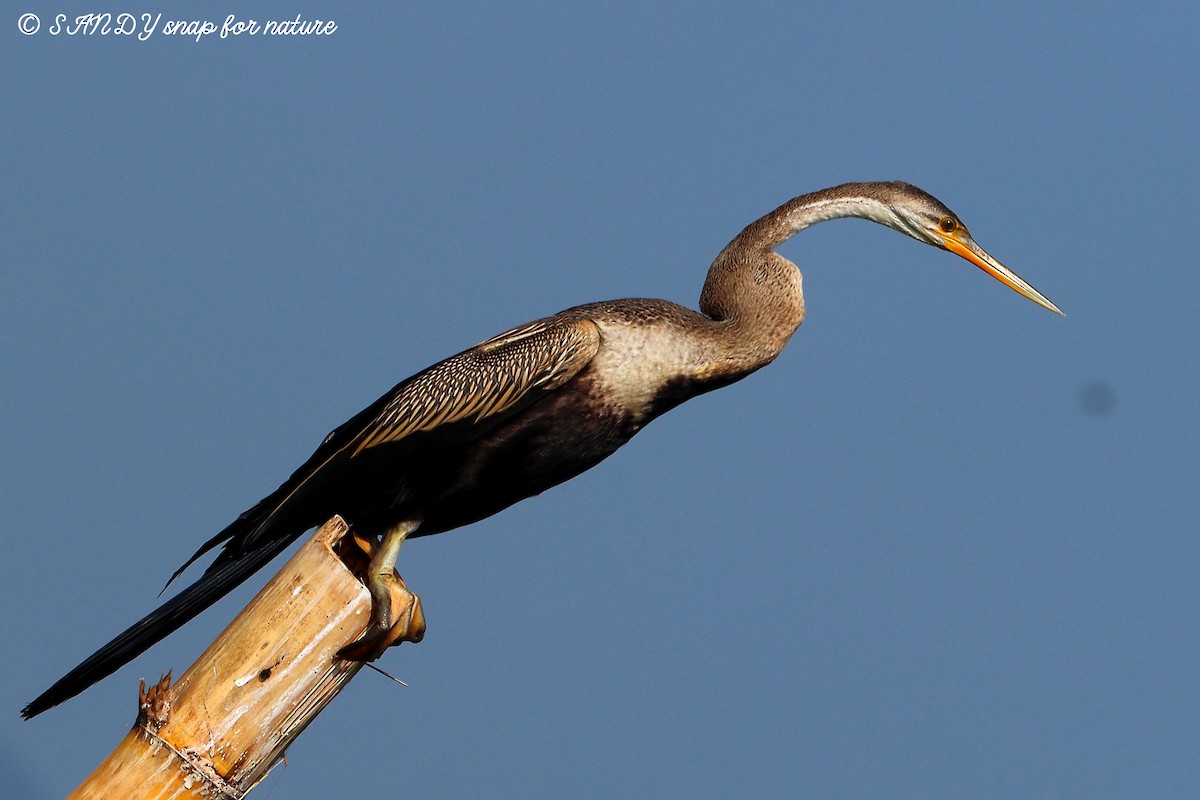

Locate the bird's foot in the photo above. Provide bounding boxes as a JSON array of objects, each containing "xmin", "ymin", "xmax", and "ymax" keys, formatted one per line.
[{"xmin": 337, "ymin": 571, "xmax": 426, "ymax": 661}]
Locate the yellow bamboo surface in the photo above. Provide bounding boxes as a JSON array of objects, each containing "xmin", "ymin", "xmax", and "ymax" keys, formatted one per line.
[{"xmin": 69, "ymin": 516, "xmax": 395, "ymax": 799}]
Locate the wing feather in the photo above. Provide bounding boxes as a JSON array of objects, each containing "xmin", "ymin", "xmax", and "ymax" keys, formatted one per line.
[
  {"xmin": 351, "ymin": 316, "xmax": 600, "ymax": 454},
  {"xmin": 210, "ymin": 315, "xmax": 600, "ymax": 559}
]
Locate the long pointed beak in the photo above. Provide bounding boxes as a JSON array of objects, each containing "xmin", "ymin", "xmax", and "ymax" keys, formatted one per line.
[{"xmin": 942, "ymin": 234, "xmax": 1064, "ymax": 316}]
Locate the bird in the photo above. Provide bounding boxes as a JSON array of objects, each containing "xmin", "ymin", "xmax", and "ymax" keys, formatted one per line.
[{"xmin": 22, "ymin": 180, "xmax": 1062, "ymax": 719}]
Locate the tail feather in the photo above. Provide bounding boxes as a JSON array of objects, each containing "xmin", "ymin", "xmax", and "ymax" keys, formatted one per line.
[
  {"xmin": 160, "ymin": 500, "xmax": 276, "ymax": 595},
  {"xmin": 23, "ymin": 447, "xmax": 343, "ymax": 719},
  {"xmin": 21, "ymin": 532, "xmax": 299, "ymax": 720}
]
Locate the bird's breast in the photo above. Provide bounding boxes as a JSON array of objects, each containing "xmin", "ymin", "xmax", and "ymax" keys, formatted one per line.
[{"xmin": 585, "ymin": 319, "xmax": 717, "ymax": 427}]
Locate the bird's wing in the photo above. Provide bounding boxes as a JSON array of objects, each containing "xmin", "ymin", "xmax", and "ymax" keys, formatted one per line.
[
  {"xmin": 199, "ymin": 314, "xmax": 602, "ymax": 561},
  {"xmin": 351, "ymin": 315, "xmax": 601, "ymax": 454}
]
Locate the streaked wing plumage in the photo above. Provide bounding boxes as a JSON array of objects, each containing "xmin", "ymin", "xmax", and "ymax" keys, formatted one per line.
[
  {"xmin": 224, "ymin": 315, "xmax": 600, "ymax": 557},
  {"xmin": 353, "ymin": 316, "xmax": 601, "ymax": 453}
]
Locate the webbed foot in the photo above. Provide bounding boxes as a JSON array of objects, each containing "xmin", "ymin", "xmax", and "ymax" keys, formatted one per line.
[
  {"xmin": 337, "ymin": 571, "xmax": 425, "ymax": 660},
  {"xmin": 336, "ymin": 520, "xmax": 424, "ymax": 661}
]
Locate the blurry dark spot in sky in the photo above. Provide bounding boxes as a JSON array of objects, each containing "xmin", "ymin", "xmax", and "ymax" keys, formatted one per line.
[{"xmin": 1080, "ymin": 382, "xmax": 1116, "ymax": 416}]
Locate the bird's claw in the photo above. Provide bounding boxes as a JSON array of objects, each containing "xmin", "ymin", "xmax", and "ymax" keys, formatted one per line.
[{"xmin": 337, "ymin": 572, "xmax": 425, "ymax": 661}]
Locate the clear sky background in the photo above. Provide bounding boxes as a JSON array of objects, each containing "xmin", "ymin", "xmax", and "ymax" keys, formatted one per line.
[{"xmin": 3, "ymin": 3, "xmax": 1197, "ymax": 798}]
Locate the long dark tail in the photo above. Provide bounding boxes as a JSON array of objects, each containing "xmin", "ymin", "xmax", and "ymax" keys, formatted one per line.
[{"xmin": 21, "ymin": 509, "xmax": 305, "ymax": 719}]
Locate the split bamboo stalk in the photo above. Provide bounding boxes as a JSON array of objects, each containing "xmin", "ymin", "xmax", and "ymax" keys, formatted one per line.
[{"xmin": 68, "ymin": 515, "xmax": 424, "ymax": 799}]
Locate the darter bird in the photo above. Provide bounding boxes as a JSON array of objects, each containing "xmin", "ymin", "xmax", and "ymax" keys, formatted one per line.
[{"xmin": 22, "ymin": 181, "xmax": 1061, "ymax": 719}]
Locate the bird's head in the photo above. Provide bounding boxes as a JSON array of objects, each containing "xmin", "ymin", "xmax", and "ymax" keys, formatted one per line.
[{"xmin": 875, "ymin": 181, "xmax": 1064, "ymax": 315}]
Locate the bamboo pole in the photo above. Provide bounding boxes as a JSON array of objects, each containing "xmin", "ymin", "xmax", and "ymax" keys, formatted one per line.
[{"xmin": 68, "ymin": 516, "xmax": 424, "ymax": 799}]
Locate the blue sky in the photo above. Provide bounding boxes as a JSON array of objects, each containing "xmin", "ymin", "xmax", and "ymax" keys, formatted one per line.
[{"xmin": 3, "ymin": 3, "xmax": 1197, "ymax": 798}]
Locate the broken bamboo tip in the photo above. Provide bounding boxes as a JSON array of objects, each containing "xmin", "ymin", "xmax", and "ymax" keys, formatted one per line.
[{"xmin": 69, "ymin": 515, "xmax": 422, "ymax": 799}]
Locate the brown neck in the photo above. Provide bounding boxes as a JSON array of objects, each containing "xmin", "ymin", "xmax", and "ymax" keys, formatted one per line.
[{"xmin": 694, "ymin": 182, "xmax": 918, "ymax": 378}]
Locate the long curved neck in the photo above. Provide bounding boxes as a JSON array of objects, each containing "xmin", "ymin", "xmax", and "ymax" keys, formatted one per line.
[
  {"xmin": 694, "ymin": 183, "xmax": 906, "ymax": 380},
  {"xmin": 719, "ymin": 182, "xmax": 911, "ymax": 257}
]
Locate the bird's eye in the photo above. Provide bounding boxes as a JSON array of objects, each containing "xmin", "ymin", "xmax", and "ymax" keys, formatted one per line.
[{"xmin": 938, "ymin": 217, "xmax": 958, "ymax": 234}]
